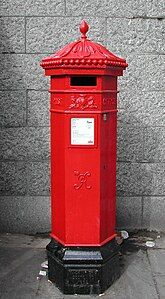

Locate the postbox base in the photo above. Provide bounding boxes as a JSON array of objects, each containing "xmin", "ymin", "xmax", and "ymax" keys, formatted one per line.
[{"xmin": 46, "ymin": 238, "xmax": 120, "ymax": 295}]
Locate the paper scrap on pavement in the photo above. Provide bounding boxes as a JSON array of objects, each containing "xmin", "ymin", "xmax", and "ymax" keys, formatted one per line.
[
  {"xmin": 120, "ymin": 230, "xmax": 129, "ymax": 239},
  {"xmin": 39, "ymin": 270, "xmax": 47, "ymax": 276},
  {"xmin": 41, "ymin": 260, "xmax": 48, "ymax": 269},
  {"xmin": 146, "ymin": 241, "xmax": 155, "ymax": 247}
]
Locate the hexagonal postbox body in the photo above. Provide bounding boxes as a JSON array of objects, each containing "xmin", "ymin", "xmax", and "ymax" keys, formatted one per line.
[{"xmin": 41, "ymin": 21, "xmax": 127, "ymax": 294}]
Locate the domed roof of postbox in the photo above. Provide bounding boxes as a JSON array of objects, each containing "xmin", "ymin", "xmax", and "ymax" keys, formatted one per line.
[{"xmin": 40, "ymin": 20, "xmax": 128, "ymax": 70}]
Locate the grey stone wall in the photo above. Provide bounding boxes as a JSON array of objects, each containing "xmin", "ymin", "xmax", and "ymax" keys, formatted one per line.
[{"xmin": 0, "ymin": 0, "xmax": 164, "ymax": 233}]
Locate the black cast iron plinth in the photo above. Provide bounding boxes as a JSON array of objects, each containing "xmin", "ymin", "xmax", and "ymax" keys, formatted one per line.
[{"xmin": 46, "ymin": 238, "xmax": 120, "ymax": 295}]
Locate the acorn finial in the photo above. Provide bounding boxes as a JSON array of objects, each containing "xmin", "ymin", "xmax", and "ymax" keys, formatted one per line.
[{"xmin": 80, "ymin": 20, "xmax": 89, "ymax": 39}]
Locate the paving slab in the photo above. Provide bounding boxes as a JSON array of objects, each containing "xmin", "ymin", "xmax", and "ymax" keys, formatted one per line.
[
  {"xmin": 104, "ymin": 250, "xmax": 159, "ymax": 299},
  {"xmin": 154, "ymin": 276, "xmax": 165, "ymax": 299},
  {"xmin": 0, "ymin": 234, "xmax": 50, "ymax": 249},
  {"xmin": 0, "ymin": 233, "xmax": 34, "ymax": 248},
  {"xmin": 155, "ymin": 235, "xmax": 165, "ymax": 249},
  {"xmin": 147, "ymin": 249, "xmax": 165, "ymax": 275},
  {"xmin": 0, "ymin": 247, "xmax": 46, "ymax": 298},
  {"xmin": 0, "ymin": 233, "xmax": 162, "ymax": 299},
  {"xmin": 0, "ymin": 233, "xmax": 50, "ymax": 248}
]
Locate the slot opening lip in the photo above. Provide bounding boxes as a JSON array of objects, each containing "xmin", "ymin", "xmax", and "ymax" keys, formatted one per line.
[{"xmin": 70, "ymin": 75, "xmax": 97, "ymax": 87}]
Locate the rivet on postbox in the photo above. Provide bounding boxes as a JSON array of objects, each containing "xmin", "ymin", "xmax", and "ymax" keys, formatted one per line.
[{"xmin": 103, "ymin": 113, "xmax": 107, "ymax": 121}]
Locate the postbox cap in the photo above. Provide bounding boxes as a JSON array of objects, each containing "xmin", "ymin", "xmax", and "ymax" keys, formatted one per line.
[{"xmin": 41, "ymin": 20, "xmax": 128, "ymax": 70}]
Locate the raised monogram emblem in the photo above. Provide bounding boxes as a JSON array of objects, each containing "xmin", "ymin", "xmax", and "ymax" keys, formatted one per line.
[{"xmin": 74, "ymin": 171, "xmax": 92, "ymax": 190}]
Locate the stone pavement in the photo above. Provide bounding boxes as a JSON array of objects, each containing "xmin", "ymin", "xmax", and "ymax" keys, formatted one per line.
[{"xmin": 0, "ymin": 232, "xmax": 164, "ymax": 299}]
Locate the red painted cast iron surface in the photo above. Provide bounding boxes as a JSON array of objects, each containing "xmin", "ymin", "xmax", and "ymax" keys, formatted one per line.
[{"xmin": 41, "ymin": 20, "xmax": 128, "ymax": 246}]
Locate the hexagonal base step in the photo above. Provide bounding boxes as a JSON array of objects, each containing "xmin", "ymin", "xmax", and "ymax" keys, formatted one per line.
[{"xmin": 46, "ymin": 238, "xmax": 120, "ymax": 294}]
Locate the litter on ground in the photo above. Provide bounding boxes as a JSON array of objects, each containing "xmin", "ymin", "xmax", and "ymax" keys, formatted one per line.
[
  {"xmin": 145, "ymin": 241, "xmax": 155, "ymax": 247},
  {"xmin": 41, "ymin": 260, "xmax": 48, "ymax": 269},
  {"xmin": 120, "ymin": 230, "xmax": 129, "ymax": 239},
  {"xmin": 39, "ymin": 270, "xmax": 47, "ymax": 276}
]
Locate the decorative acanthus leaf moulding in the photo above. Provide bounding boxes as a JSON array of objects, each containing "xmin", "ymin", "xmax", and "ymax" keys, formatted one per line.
[
  {"xmin": 52, "ymin": 97, "xmax": 61, "ymax": 105},
  {"xmin": 40, "ymin": 20, "xmax": 128, "ymax": 69},
  {"xmin": 69, "ymin": 94, "xmax": 98, "ymax": 110}
]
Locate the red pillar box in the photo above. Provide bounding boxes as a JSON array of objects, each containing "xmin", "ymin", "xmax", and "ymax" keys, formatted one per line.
[{"xmin": 41, "ymin": 20, "xmax": 128, "ymax": 295}]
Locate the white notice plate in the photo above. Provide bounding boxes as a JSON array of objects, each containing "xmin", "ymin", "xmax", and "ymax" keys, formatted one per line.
[{"xmin": 71, "ymin": 118, "xmax": 94, "ymax": 145}]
